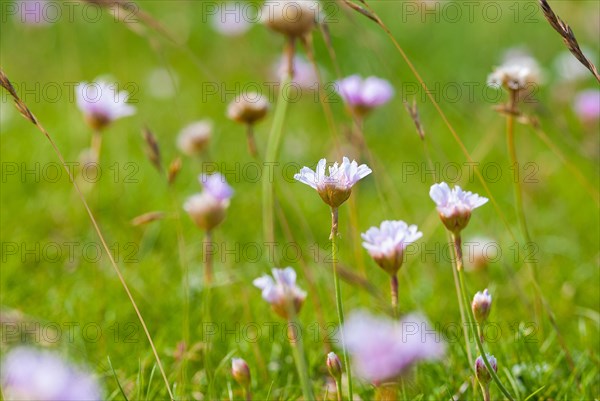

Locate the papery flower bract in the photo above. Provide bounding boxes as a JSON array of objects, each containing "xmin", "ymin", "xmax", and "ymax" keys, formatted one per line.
[
  {"xmin": 341, "ymin": 310, "xmax": 445, "ymax": 384},
  {"xmin": 183, "ymin": 173, "xmax": 233, "ymax": 231},
  {"xmin": 227, "ymin": 92, "xmax": 269, "ymax": 125},
  {"xmin": 211, "ymin": 2, "xmax": 252, "ymax": 36},
  {"xmin": 177, "ymin": 120, "xmax": 212, "ymax": 156},
  {"xmin": 1, "ymin": 347, "xmax": 102, "ymax": 401},
  {"xmin": 253, "ymin": 267, "xmax": 307, "ymax": 319},
  {"xmin": 75, "ymin": 80, "xmax": 136, "ymax": 130},
  {"xmin": 335, "ymin": 75, "xmax": 394, "ymax": 116},
  {"xmin": 361, "ymin": 220, "xmax": 422, "ymax": 276},
  {"xmin": 260, "ymin": 0, "xmax": 319, "ymax": 38},
  {"xmin": 487, "ymin": 53, "xmax": 541, "ymax": 93},
  {"xmin": 472, "ymin": 289, "xmax": 492, "ymax": 324},
  {"xmin": 475, "ymin": 354, "xmax": 498, "ymax": 386},
  {"xmin": 574, "ymin": 89, "xmax": 600, "ymax": 122},
  {"xmin": 294, "ymin": 157, "xmax": 372, "ymax": 208},
  {"xmin": 429, "ymin": 182, "xmax": 488, "ymax": 234},
  {"xmin": 231, "ymin": 358, "xmax": 251, "ymax": 387}
]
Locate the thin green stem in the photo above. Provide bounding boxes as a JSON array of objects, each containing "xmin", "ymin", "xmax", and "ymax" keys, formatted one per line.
[
  {"xmin": 204, "ymin": 230, "xmax": 213, "ymax": 285},
  {"xmin": 262, "ymin": 74, "xmax": 292, "ymax": 244},
  {"xmin": 390, "ymin": 274, "xmax": 399, "ymax": 317},
  {"xmin": 288, "ymin": 321, "xmax": 315, "ymax": 401},
  {"xmin": 334, "ymin": 378, "xmax": 343, "ymax": 401},
  {"xmin": 246, "ymin": 124, "xmax": 258, "ymax": 158},
  {"xmin": 330, "ymin": 207, "xmax": 353, "ymax": 401},
  {"xmin": 453, "ymin": 234, "xmax": 515, "ymax": 401}
]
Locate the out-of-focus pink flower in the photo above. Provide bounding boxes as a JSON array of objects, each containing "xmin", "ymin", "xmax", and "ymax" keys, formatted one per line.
[
  {"xmin": 335, "ymin": 75, "xmax": 394, "ymax": 116},
  {"xmin": 177, "ymin": 120, "xmax": 212, "ymax": 156},
  {"xmin": 341, "ymin": 310, "xmax": 445, "ymax": 384},
  {"xmin": 1, "ymin": 347, "xmax": 102, "ymax": 400},
  {"xmin": 14, "ymin": 0, "xmax": 52, "ymax": 25},
  {"xmin": 184, "ymin": 173, "xmax": 233, "ymax": 231},
  {"xmin": 200, "ymin": 173, "xmax": 234, "ymax": 202},
  {"xmin": 472, "ymin": 289, "xmax": 492, "ymax": 324},
  {"xmin": 361, "ymin": 220, "xmax": 422, "ymax": 276},
  {"xmin": 253, "ymin": 267, "xmax": 307, "ymax": 319},
  {"xmin": 429, "ymin": 182, "xmax": 488, "ymax": 234},
  {"xmin": 211, "ymin": 2, "xmax": 252, "ymax": 36},
  {"xmin": 75, "ymin": 80, "xmax": 136, "ymax": 130},
  {"xmin": 574, "ymin": 89, "xmax": 600, "ymax": 122},
  {"xmin": 231, "ymin": 358, "xmax": 251, "ymax": 387},
  {"xmin": 294, "ymin": 157, "xmax": 372, "ymax": 208},
  {"xmin": 274, "ymin": 56, "xmax": 318, "ymax": 89}
]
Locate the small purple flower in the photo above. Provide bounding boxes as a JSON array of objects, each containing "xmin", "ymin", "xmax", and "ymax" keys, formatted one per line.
[
  {"xmin": 200, "ymin": 173, "xmax": 234, "ymax": 202},
  {"xmin": 361, "ymin": 220, "xmax": 422, "ymax": 276},
  {"xmin": 253, "ymin": 267, "xmax": 307, "ymax": 319},
  {"xmin": 472, "ymin": 289, "xmax": 492, "ymax": 324},
  {"xmin": 574, "ymin": 89, "xmax": 600, "ymax": 122},
  {"xmin": 275, "ymin": 56, "xmax": 318, "ymax": 89},
  {"xmin": 341, "ymin": 310, "xmax": 445, "ymax": 384},
  {"xmin": 429, "ymin": 182, "xmax": 488, "ymax": 234},
  {"xmin": 75, "ymin": 80, "xmax": 136, "ymax": 130},
  {"xmin": 211, "ymin": 2, "xmax": 252, "ymax": 36},
  {"xmin": 326, "ymin": 352, "xmax": 343, "ymax": 380},
  {"xmin": 15, "ymin": 0, "xmax": 52, "ymax": 25},
  {"xmin": 475, "ymin": 354, "xmax": 498, "ymax": 386},
  {"xmin": 294, "ymin": 157, "xmax": 372, "ymax": 208},
  {"xmin": 1, "ymin": 347, "xmax": 102, "ymax": 401},
  {"xmin": 335, "ymin": 75, "xmax": 394, "ymax": 115}
]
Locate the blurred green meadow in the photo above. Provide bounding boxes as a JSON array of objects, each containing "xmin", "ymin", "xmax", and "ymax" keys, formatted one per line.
[{"xmin": 1, "ymin": 0, "xmax": 599, "ymax": 399}]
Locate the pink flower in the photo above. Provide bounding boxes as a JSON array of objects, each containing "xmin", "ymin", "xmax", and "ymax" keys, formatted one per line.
[
  {"xmin": 472, "ymin": 289, "xmax": 492, "ymax": 324},
  {"xmin": 341, "ymin": 310, "xmax": 445, "ymax": 384},
  {"xmin": 75, "ymin": 80, "xmax": 135, "ymax": 130},
  {"xmin": 14, "ymin": 0, "xmax": 52, "ymax": 25},
  {"xmin": 429, "ymin": 182, "xmax": 488, "ymax": 234},
  {"xmin": 574, "ymin": 89, "xmax": 600, "ymax": 122},
  {"xmin": 211, "ymin": 2, "xmax": 252, "ymax": 36},
  {"xmin": 335, "ymin": 75, "xmax": 394, "ymax": 115},
  {"xmin": 274, "ymin": 56, "xmax": 318, "ymax": 89},
  {"xmin": 253, "ymin": 267, "xmax": 307, "ymax": 319},
  {"xmin": 184, "ymin": 173, "xmax": 233, "ymax": 231},
  {"xmin": 294, "ymin": 157, "xmax": 372, "ymax": 208},
  {"xmin": 361, "ymin": 220, "xmax": 422, "ymax": 276},
  {"xmin": 200, "ymin": 173, "xmax": 234, "ymax": 202}
]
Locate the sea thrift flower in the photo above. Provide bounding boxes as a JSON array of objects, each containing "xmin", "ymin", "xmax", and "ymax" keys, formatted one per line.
[
  {"xmin": 335, "ymin": 75, "xmax": 394, "ymax": 116},
  {"xmin": 472, "ymin": 289, "xmax": 492, "ymax": 324},
  {"xmin": 429, "ymin": 182, "xmax": 488, "ymax": 234},
  {"xmin": 184, "ymin": 173, "xmax": 233, "ymax": 231},
  {"xmin": 487, "ymin": 56, "xmax": 541, "ymax": 93},
  {"xmin": 211, "ymin": 2, "xmax": 252, "ymax": 36},
  {"xmin": 227, "ymin": 92, "xmax": 269, "ymax": 125},
  {"xmin": 465, "ymin": 236, "xmax": 498, "ymax": 271},
  {"xmin": 231, "ymin": 358, "xmax": 251, "ymax": 388},
  {"xmin": 275, "ymin": 55, "xmax": 318, "ymax": 89},
  {"xmin": 1, "ymin": 347, "xmax": 102, "ymax": 400},
  {"xmin": 177, "ymin": 120, "xmax": 212, "ymax": 156},
  {"xmin": 253, "ymin": 267, "xmax": 307, "ymax": 319},
  {"xmin": 15, "ymin": 0, "xmax": 51, "ymax": 25},
  {"xmin": 260, "ymin": 0, "xmax": 319, "ymax": 38},
  {"xmin": 326, "ymin": 352, "xmax": 343, "ymax": 381},
  {"xmin": 294, "ymin": 157, "xmax": 372, "ymax": 208},
  {"xmin": 75, "ymin": 79, "xmax": 136, "ymax": 130},
  {"xmin": 361, "ymin": 220, "xmax": 422, "ymax": 276},
  {"xmin": 574, "ymin": 89, "xmax": 600, "ymax": 122},
  {"xmin": 475, "ymin": 354, "xmax": 498, "ymax": 386},
  {"xmin": 341, "ymin": 310, "xmax": 445, "ymax": 384}
]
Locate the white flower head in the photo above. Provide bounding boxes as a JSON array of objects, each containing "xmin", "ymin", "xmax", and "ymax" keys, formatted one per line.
[
  {"xmin": 227, "ymin": 92, "xmax": 269, "ymax": 125},
  {"xmin": 183, "ymin": 173, "xmax": 233, "ymax": 231},
  {"xmin": 261, "ymin": 0, "xmax": 320, "ymax": 38},
  {"xmin": 75, "ymin": 79, "xmax": 136, "ymax": 130},
  {"xmin": 177, "ymin": 120, "xmax": 212, "ymax": 156},
  {"xmin": 487, "ymin": 52, "xmax": 541, "ymax": 93},
  {"xmin": 294, "ymin": 157, "xmax": 372, "ymax": 208},
  {"xmin": 253, "ymin": 267, "xmax": 307, "ymax": 319},
  {"xmin": 429, "ymin": 182, "xmax": 488, "ymax": 234},
  {"xmin": 361, "ymin": 220, "xmax": 422, "ymax": 276}
]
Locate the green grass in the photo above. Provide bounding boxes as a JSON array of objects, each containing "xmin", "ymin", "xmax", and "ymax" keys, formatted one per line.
[{"xmin": 1, "ymin": 0, "xmax": 599, "ymax": 399}]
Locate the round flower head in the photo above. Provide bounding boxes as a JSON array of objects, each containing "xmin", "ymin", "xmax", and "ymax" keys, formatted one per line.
[
  {"xmin": 326, "ymin": 352, "xmax": 343, "ymax": 381},
  {"xmin": 341, "ymin": 310, "xmax": 445, "ymax": 384},
  {"xmin": 177, "ymin": 120, "xmax": 212, "ymax": 156},
  {"xmin": 487, "ymin": 53, "xmax": 541, "ymax": 93},
  {"xmin": 294, "ymin": 157, "xmax": 372, "ymax": 208},
  {"xmin": 465, "ymin": 236, "xmax": 498, "ymax": 271},
  {"xmin": 361, "ymin": 220, "xmax": 423, "ymax": 276},
  {"xmin": 574, "ymin": 89, "xmax": 600, "ymax": 122},
  {"xmin": 75, "ymin": 79, "xmax": 136, "ymax": 130},
  {"xmin": 475, "ymin": 354, "xmax": 498, "ymax": 386},
  {"xmin": 1, "ymin": 347, "xmax": 102, "ymax": 400},
  {"xmin": 231, "ymin": 358, "xmax": 251, "ymax": 388},
  {"xmin": 261, "ymin": 0, "xmax": 319, "ymax": 38},
  {"xmin": 429, "ymin": 182, "xmax": 488, "ymax": 234},
  {"xmin": 253, "ymin": 267, "xmax": 307, "ymax": 319},
  {"xmin": 183, "ymin": 173, "xmax": 233, "ymax": 231},
  {"xmin": 211, "ymin": 2, "xmax": 252, "ymax": 36},
  {"xmin": 227, "ymin": 92, "xmax": 269, "ymax": 125},
  {"xmin": 335, "ymin": 75, "xmax": 394, "ymax": 116},
  {"xmin": 275, "ymin": 55, "xmax": 318, "ymax": 89},
  {"xmin": 472, "ymin": 289, "xmax": 492, "ymax": 324}
]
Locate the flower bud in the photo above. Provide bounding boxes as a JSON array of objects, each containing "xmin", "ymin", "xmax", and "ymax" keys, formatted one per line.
[
  {"xmin": 326, "ymin": 352, "xmax": 343, "ymax": 381},
  {"xmin": 475, "ymin": 355, "xmax": 497, "ymax": 386},
  {"xmin": 177, "ymin": 120, "xmax": 212, "ymax": 156},
  {"xmin": 472, "ymin": 289, "xmax": 492, "ymax": 324},
  {"xmin": 227, "ymin": 93, "xmax": 269, "ymax": 125},
  {"xmin": 261, "ymin": 0, "xmax": 319, "ymax": 38},
  {"xmin": 231, "ymin": 358, "xmax": 251, "ymax": 388},
  {"xmin": 183, "ymin": 193, "xmax": 228, "ymax": 231}
]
